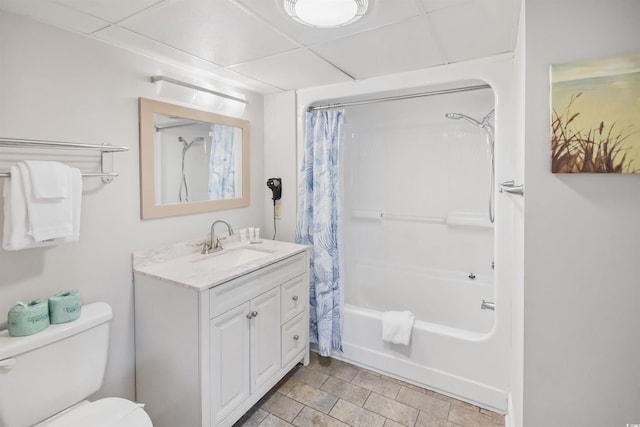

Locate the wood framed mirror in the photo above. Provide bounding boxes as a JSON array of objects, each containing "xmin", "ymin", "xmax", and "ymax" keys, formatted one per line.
[{"xmin": 139, "ymin": 97, "xmax": 250, "ymax": 219}]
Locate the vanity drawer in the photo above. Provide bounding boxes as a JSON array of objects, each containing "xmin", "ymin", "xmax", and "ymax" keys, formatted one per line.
[
  {"xmin": 280, "ymin": 275, "xmax": 307, "ymax": 324},
  {"xmin": 281, "ymin": 312, "xmax": 307, "ymax": 366},
  {"xmin": 210, "ymin": 252, "xmax": 306, "ymax": 319}
]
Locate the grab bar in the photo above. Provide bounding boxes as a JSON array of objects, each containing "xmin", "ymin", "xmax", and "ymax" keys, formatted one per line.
[{"xmin": 481, "ymin": 300, "xmax": 495, "ymax": 311}]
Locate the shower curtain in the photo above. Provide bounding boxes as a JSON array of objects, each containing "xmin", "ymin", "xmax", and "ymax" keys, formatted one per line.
[
  {"xmin": 296, "ymin": 109, "xmax": 345, "ymax": 357},
  {"xmin": 208, "ymin": 123, "xmax": 235, "ymax": 199}
]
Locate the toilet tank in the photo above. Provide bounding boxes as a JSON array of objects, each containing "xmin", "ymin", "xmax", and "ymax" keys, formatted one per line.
[{"xmin": 0, "ymin": 302, "xmax": 112, "ymax": 427}]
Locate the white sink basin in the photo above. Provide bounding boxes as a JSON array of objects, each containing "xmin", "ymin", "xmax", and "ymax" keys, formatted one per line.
[{"xmin": 191, "ymin": 246, "xmax": 272, "ymax": 270}]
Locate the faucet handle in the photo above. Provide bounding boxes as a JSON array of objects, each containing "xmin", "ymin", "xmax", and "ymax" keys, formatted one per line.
[
  {"xmin": 213, "ymin": 237, "xmax": 223, "ymax": 251},
  {"xmin": 201, "ymin": 241, "xmax": 211, "ymax": 254}
]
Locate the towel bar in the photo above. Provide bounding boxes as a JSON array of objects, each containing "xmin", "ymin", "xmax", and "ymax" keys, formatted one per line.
[{"xmin": 0, "ymin": 137, "xmax": 128, "ymax": 183}]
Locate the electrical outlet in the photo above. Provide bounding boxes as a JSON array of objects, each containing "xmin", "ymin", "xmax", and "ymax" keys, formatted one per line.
[{"xmin": 275, "ymin": 203, "xmax": 281, "ymax": 220}]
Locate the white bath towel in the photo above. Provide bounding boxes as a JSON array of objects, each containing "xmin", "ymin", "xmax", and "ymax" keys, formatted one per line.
[
  {"xmin": 3, "ymin": 162, "xmax": 82, "ymax": 250},
  {"xmin": 382, "ymin": 310, "xmax": 415, "ymax": 346},
  {"xmin": 24, "ymin": 160, "xmax": 69, "ymax": 199}
]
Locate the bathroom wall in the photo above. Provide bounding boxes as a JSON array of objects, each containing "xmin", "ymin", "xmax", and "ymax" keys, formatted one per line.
[
  {"xmin": 0, "ymin": 11, "xmax": 266, "ymax": 400},
  {"xmin": 263, "ymin": 91, "xmax": 297, "ymax": 243},
  {"xmin": 523, "ymin": 0, "xmax": 640, "ymax": 425}
]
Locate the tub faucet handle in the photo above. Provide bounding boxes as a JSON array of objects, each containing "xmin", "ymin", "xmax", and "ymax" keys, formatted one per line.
[{"xmin": 481, "ymin": 300, "xmax": 495, "ymax": 311}]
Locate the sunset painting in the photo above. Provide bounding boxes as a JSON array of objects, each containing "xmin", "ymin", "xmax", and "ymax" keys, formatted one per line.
[{"xmin": 550, "ymin": 53, "xmax": 640, "ymax": 173}]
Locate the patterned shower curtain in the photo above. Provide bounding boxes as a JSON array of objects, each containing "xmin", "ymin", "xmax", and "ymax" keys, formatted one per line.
[
  {"xmin": 296, "ymin": 109, "xmax": 345, "ymax": 357},
  {"xmin": 208, "ymin": 123, "xmax": 236, "ymax": 199}
]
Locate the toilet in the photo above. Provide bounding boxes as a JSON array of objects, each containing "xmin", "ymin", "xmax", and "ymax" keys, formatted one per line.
[{"xmin": 0, "ymin": 302, "xmax": 152, "ymax": 427}]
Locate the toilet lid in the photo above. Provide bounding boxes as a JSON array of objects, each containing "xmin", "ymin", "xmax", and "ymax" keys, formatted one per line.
[{"xmin": 38, "ymin": 397, "xmax": 153, "ymax": 427}]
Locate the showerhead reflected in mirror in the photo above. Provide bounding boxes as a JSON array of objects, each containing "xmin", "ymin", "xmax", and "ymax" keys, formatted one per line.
[{"xmin": 139, "ymin": 98, "xmax": 250, "ymax": 219}]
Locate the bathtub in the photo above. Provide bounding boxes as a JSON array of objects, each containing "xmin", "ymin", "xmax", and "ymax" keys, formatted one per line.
[{"xmin": 338, "ymin": 262, "xmax": 509, "ymax": 412}]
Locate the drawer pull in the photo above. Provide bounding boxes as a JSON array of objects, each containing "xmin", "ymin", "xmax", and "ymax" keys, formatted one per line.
[
  {"xmin": 246, "ymin": 311, "xmax": 258, "ymax": 319},
  {"xmin": 292, "ymin": 296, "xmax": 299, "ymax": 301},
  {"xmin": 293, "ymin": 334, "xmax": 300, "ymax": 341}
]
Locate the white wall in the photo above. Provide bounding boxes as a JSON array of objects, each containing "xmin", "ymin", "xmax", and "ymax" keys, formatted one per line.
[
  {"xmin": 0, "ymin": 11, "xmax": 266, "ymax": 400},
  {"xmin": 523, "ymin": 0, "xmax": 640, "ymax": 425},
  {"xmin": 263, "ymin": 91, "xmax": 297, "ymax": 242}
]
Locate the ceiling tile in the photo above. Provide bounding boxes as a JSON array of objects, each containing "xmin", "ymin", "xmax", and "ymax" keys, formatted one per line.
[
  {"xmin": 311, "ymin": 16, "xmax": 446, "ymax": 80},
  {"xmin": 94, "ymin": 25, "xmax": 222, "ymax": 73},
  {"xmin": 53, "ymin": 0, "xmax": 164, "ymax": 24},
  {"xmin": 95, "ymin": 25, "xmax": 279, "ymax": 94},
  {"xmin": 236, "ymin": 0, "xmax": 422, "ymax": 46},
  {"xmin": 208, "ymin": 68, "xmax": 284, "ymax": 94},
  {"xmin": 0, "ymin": 0, "xmax": 108, "ymax": 33},
  {"xmin": 426, "ymin": 0, "xmax": 518, "ymax": 62},
  {"xmin": 118, "ymin": 0, "xmax": 298, "ymax": 66},
  {"xmin": 230, "ymin": 48, "xmax": 353, "ymax": 91},
  {"xmin": 420, "ymin": 0, "xmax": 474, "ymax": 12}
]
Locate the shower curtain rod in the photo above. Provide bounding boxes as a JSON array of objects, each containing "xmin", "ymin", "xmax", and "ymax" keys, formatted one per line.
[{"xmin": 307, "ymin": 84, "xmax": 492, "ymax": 112}]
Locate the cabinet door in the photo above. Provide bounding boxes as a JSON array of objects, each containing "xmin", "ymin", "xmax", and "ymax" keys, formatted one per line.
[
  {"xmin": 210, "ymin": 302, "xmax": 251, "ymax": 425},
  {"xmin": 249, "ymin": 287, "xmax": 281, "ymax": 392}
]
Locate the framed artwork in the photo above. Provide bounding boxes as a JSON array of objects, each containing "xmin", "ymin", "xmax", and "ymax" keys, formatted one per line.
[{"xmin": 550, "ymin": 53, "xmax": 640, "ymax": 173}]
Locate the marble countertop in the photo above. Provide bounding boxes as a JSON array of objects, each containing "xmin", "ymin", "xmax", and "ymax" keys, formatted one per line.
[{"xmin": 132, "ymin": 238, "xmax": 308, "ymax": 291}]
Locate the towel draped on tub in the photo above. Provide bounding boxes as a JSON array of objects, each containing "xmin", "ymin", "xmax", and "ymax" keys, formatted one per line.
[{"xmin": 382, "ymin": 310, "xmax": 415, "ymax": 346}]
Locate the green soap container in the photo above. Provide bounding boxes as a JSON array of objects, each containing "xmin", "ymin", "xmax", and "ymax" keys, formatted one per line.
[
  {"xmin": 48, "ymin": 290, "xmax": 82, "ymax": 324},
  {"xmin": 8, "ymin": 299, "xmax": 50, "ymax": 337}
]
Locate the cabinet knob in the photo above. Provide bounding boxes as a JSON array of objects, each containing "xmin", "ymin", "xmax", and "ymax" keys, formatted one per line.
[
  {"xmin": 246, "ymin": 311, "xmax": 258, "ymax": 319},
  {"xmin": 293, "ymin": 334, "xmax": 300, "ymax": 341},
  {"xmin": 292, "ymin": 296, "xmax": 299, "ymax": 301}
]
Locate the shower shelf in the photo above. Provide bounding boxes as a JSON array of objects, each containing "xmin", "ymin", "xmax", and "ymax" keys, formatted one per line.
[
  {"xmin": 350, "ymin": 210, "xmax": 493, "ymax": 229},
  {"xmin": 0, "ymin": 137, "xmax": 128, "ymax": 184}
]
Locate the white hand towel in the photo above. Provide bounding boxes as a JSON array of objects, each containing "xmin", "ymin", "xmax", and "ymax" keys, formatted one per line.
[
  {"xmin": 24, "ymin": 160, "xmax": 69, "ymax": 199},
  {"xmin": 2, "ymin": 163, "xmax": 82, "ymax": 250},
  {"xmin": 3, "ymin": 165, "xmax": 57, "ymax": 250},
  {"xmin": 382, "ymin": 310, "xmax": 415, "ymax": 346},
  {"xmin": 21, "ymin": 162, "xmax": 73, "ymax": 241}
]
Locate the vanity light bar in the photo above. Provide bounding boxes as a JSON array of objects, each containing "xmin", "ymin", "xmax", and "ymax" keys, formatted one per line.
[{"xmin": 151, "ymin": 76, "xmax": 249, "ymax": 105}]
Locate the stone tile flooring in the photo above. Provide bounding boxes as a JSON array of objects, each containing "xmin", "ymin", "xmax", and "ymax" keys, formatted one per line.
[{"xmin": 234, "ymin": 353, "xmax": 505, "ymax": 427}]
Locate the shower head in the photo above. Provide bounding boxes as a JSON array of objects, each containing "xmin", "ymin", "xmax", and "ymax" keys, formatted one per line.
[
  {"xmin": 445, "ymin": 112, "xmax": 483, "ymax": 128},
  {"xmin": 445, "ymin": 109, "xmax": 494, "ymax": 131},
  {"xmin": 179, "ymin": 136, "xmax": 205, "ymax": 150}
]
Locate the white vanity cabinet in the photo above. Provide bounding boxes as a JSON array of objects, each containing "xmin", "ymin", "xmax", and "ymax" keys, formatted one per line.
[{"xmin": 133, "ymin": 242, "xmax": 309, "ymax": 427}]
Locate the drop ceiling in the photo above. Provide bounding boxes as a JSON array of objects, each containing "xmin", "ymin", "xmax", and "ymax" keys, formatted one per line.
[{"xmin": 0, "ymin": 0, "xmax": 521, "ymax": 94}]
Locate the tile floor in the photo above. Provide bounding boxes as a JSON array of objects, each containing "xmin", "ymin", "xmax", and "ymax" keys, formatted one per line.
[{"xmin": 234, "ymin": 352, "xmax": 505, "ymax": 427}]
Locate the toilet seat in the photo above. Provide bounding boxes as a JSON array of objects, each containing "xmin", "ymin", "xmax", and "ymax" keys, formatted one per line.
[{"xmin": 36, "ymin": 397, "xmax": 152, "ymax": 427}]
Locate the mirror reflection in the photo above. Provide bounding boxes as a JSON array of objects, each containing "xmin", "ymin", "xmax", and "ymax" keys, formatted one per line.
[
  {"xmin": 139, "ymin": 98, "xmax": 250, "ymax": 219},
  {"xmin": 154, "ymin": 114, "xmax": 243, "ymax": 204}
]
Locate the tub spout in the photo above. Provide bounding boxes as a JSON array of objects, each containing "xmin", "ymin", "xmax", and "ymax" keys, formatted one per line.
[{"xmin": 481, "ymin": 300, "xmax": 495, "ymax": 311}]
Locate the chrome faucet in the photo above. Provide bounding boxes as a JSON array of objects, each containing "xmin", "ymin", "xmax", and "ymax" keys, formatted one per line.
[{"xmin": 202, "ymin": 220, "xmax": 235, "ymax": 254}]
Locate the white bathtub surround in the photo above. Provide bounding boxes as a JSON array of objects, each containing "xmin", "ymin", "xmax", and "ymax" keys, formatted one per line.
[
  {"xmin": 338, "ymin": 84, "xmax": 505, "ymax": 411},
  {"xmin": 381, "ymin": 310, "xmax": 415, "ymax": 345}
]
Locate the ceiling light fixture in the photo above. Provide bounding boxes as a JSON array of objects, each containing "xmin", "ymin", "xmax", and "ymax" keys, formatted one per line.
[{"xmin": 282, "ymin": 0, "xmax": 370, "ymax": 28}]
